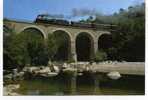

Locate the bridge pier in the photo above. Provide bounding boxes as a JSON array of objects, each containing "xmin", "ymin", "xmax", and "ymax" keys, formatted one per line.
[
  {"xmin": 71, "ymin": 41, "xmax": 77, "ymax": 62},
  {"xmin": 94, "ymin": 40, "xmax": 98, "ymax": 55}
]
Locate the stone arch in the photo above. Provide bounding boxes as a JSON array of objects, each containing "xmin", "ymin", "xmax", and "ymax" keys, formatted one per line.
[
  {"xmin": 51, "ymin": 29, "xmax": 73, "ymax": 42},
  {"xmin": 76, "ymin": 31, "xmax": 95, "ymax": 40},
  {"xmin": 96, "ymin": 32, "xmax": 111, "ymax": 40},
  {"xmin": 76, "ymin": 32, "xmax": 94, "ymax": 61},
  {"xmin": 50, "ymin": 30, "xmax": 72, "ymax": 61},
  {"xmin": 98, "ymin": 32, "xmax": 112, "ymax": 51},
  {"xmin": 19, "ymin": 26, "xmax": 46, "ymax": 38}
]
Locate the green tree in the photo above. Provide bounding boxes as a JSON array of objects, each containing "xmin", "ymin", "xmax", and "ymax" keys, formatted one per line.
[
  {"xmin": 3, "ymin": 25, "xmax": 18, "ymax": 69},
  {"xmin": 83, "ymin": 3, "xmax": 145, "ymax": 62},
  {"xmin": 4, "ymin": 28, "xmax": 49, "ymax": 70},
  {"xmin": 47, "ymin": 32, "xmax": 70, "ymax": 61},
  {"xmin": 47, "ymin": 33, "xmax": 59, "ymax": 60}
]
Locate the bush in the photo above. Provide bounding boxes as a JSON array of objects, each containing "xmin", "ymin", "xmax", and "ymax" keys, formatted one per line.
[
  {"xmin": 94, "ymin": 50, "xmax": 107, "ymax": 62},
  {"xmin": 67, "ymin": 57, "xmax": 75, "ymax": 63}
]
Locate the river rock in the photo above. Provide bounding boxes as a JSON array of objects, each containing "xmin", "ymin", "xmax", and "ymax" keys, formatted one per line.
[
  {"xmin": 63, "ymin": 67, "xmax": 77, "ymax": 72},
  {"xmin": 12, "ymin": 69, "xmax": 18, "ymax": 76},
  {"xmin": 3, "ymin": 84, "xmax": 20, "ymax": 96},
  {"xmin": 22, "ymin": 67, "xmax": 28, "ymax": 72},
  {"xmin": 63, "ymin": 63, "xmax": 68, "ymax": 68},
  {"xmin": 46, "ymin": 72, "xmax": 58, "ymax": 77},
  {"xmin": 53, "ymin": 65, "xmax": 60, "ymax": 73},
  {"xmin": 36, "ymin": 67, "xmax": 59, "ymax": 77},
  {"xmin": 78, "ymin": 72, "xmax": 83, "ymax": 76},
  {"xmin": 7, "ymin": 84, "xmax": 20, "ymax": 89},
  {"xmin": 107, "ymin": 71, "xmax": 121, "ymax": 80},
  {"xmin": 4, "ymin": 73, "xmax": 13, "ymax": 81},
  {"xmin": 37, "ymin": 67, "xmax": 51, "ymax": 74},
  {"xmin": 27, "ymin": 67, "xmax": 40, "ymax": 73},
  {"xmin": 15, "ymin": 71, "xmax": 25, "ymax": 80},
  {"xmin": 86, "ymin": 66, "xmax": 90, "ymax": 71},
  {"xmin": 92, "ymin": 62, "xmax": 96, "ymax": 65},
  {"xmin": 113, "ymin": 61, "xmax": 118, "ymax": 64}
]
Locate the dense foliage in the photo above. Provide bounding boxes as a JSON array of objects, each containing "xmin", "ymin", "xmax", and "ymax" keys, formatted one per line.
[
  {"xmin": 4, "ymin": 28, "xmax": 49, "ymax": 69},
  {"xmin": 3, "ymin": 29, "xmax": 70, "ymax": 69},
  {"xmin": 3, "ymin": 25, "xmax": 16, "ymax": 69},
  {"xmin": 47, "ymin": 31, "xmax": 70, "ymax": 61},
  {"xmin": 86, "ymin": 3, "xmax": 145, "ymax": 62}
]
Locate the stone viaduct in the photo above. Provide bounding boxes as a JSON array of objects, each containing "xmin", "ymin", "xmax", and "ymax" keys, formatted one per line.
[{"xmin": 4, "ymin": 19, "xmax": 115, "ymax": 62}]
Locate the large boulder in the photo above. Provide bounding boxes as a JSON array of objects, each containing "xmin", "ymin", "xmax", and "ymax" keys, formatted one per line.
[
  {"xmin": 107, "ymin": 71, "xmax": 121, "ymax": 80},
  {"xmin": 37, "ymin": 67, "xmax": 51, "ymax": 74}
]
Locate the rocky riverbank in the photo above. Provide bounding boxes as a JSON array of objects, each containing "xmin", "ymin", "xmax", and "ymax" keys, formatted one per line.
[
  {"xmin": 3, "ymin": 84, "xmax": 21, "ymax": 96},
  {"xmin": 3, "ymin": 61, "xmax": 144, "ymax": 82},
  {"xmin": 3, "ymin": 61, "xmax": 144, "ymax": 95}
]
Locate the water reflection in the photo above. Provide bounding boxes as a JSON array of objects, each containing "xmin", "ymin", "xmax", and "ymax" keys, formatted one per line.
[{"xmin": 16, "ymin": 73, "xmax": 145, "ymax": 95}]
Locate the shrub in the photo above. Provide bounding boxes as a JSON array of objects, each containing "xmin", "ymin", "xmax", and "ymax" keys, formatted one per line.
[
  {"xmin": 67, "ymin": 57, "xmax": 75, "ymax": 63},
  {"xmin": 94, "ymin": 50, "xmax": 107, "ymax": 62}
]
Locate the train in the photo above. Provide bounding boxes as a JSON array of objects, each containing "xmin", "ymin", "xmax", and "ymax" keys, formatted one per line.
[
  {"xmin": 34, "ymin": 14, "xmax": 116, "ymax": 29},
  {"xmin": 35, "ymin": 14, "xmax": 69, "ymax": 26}
]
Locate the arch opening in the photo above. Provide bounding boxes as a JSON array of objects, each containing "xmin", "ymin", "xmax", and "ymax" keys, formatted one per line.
[
  {"xmin": 52, "ymin": 30, "xmax": 71, "ymax": 61},
  {"xmin": 98, "ymin": 34, "xmax": 112, "ymax": 60},
  {"xmin": 76, "ymin": 32, "xmax": 94, "ymax": 61},
  {"xmin": 19, "ymin": 26, "xmax": 46, "ymax": 38},
  {"xmin": 21, "ymin": 27, "xmax": 45, "ymax": 38},
  {"xmin": 98, "ymin": 34, "xmax": 112, "ymax": 51},
  {"xmin": 20, "ymin": 28, "xmax": 48, "ymax": 66}
]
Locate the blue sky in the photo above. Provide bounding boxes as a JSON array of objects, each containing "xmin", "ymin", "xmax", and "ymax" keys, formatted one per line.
[{"xmin": 4, "ymin": 0, "xmax": 144, "ymax": 21}]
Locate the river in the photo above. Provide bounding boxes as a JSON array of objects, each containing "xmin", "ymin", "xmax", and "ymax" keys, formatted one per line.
[{"xmin": 15, "ymin": 73, "xmax": 144, "ymax": 95}]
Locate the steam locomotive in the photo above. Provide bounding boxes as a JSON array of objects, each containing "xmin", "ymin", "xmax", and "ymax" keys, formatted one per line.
[
  {"xmin": 35, "ymin": 14, "xmax": 116, "ymax": 29},
  {"xmin": 35, "ymin": 14, "xmax": 69, "ymax": 25}
]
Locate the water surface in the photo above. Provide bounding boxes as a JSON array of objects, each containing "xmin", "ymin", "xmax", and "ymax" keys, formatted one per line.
[{"xmin": 15, "ymin": 73, "xmax": 144, "ymax": 95}]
